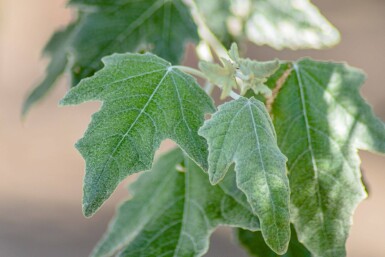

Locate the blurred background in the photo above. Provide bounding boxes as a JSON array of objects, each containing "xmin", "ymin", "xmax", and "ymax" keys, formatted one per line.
[{"xmin": 0, "ymin": 0, "xmax": 384, "ymax": 256}]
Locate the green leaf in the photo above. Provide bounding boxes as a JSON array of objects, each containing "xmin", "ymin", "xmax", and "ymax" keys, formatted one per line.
[
  {"xmin": 238, "ymin": 226, "xmax": 312, "ymax": 257},
  {"xmin": 246, "ymin": 0, "xmax": 340, "ymax": 49},
  {"xmin": 270, "ymin": 58, "xmax": 385, "ymax": 257},
  {"xmin": 60, "ymin": 53, "xmax": 215, "ymax": 217},
  {"xmin": 22, "ymin": 22, "xmax": 76, "ymax": 115},
  {"xmin": 195, "ymin": 0, "xmax": 234, "ymax": 46},
  {"xmin": 69, "ymin": 0, "xmax": 198, "ymax": 84},
  {"xmin": 199, "ymin": 97, "xmax": 290, "ymax": 254},
  {"xmin": 91, "ymin": 148, "xmax": 260, "ymax": 257}
]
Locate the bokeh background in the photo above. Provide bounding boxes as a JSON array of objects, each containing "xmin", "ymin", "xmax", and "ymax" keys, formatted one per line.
[{"xmin": 1, "ymin": 0, "xmax": 384, "ymax": 256}]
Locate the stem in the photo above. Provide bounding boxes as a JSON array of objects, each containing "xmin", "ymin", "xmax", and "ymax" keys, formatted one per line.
[
  {"xmin": 173, "ymin": 65, "xmax": 207, "ymax": 80},
  {"xmin": 229, "ymin": 90, "xmax": 241, "ymax": 100},
  {"xmin": 196, "ymin": 41, "xmax": 214, "ymax": 62},
  {"xmin": 173, "ymin": 65, "xmax": 240, "ymax": 100},
  {"xmin": 204, "ymin": 81, "xmax": 215, "ymax": 95},
  {"xmin": 183, "ymin": 0, "xmax": 228, "ymax": 58}
]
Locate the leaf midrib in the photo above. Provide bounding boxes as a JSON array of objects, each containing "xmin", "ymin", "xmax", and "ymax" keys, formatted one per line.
[
  {"xmin": 247, "ymin": 101, "xmax": 281, "ymax": 249},
  {"xmin": 89, "ymin": 67, "xmax": 172, "ymax": 204},
  {"xmin": 293, "ymin": 62, "xmax": 328, "ymax": 241}
]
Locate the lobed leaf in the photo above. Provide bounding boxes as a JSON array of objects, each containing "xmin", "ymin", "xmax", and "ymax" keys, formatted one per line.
[
  {"xmin": 69, "ymin": 0, "xmax": 198, "ymax": 84},
  {"xmin": 199, "ymin": 97, "xmax": 290, "ymax": 254},
  {"xmin": 60, "ymin": 53, "xmax": 215, "ymax": 217},
  {"xmin": 91, "ymin": 148, "xmax": 260, "ymax": 257},
  {"xmin": 270, "ymin": 58, "xmax": 385, "ymax": 257}
]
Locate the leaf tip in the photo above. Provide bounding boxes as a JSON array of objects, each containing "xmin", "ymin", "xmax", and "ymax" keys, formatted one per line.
[{"xmin": 82, "ymin": 200, "xmax": 97, "ymax": 218}]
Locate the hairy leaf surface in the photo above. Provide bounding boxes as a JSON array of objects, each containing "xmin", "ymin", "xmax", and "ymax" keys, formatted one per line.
[
  {"xmin": 246, "ymin": 0, "xmax": 340, "ymax": 49},
  {"xmin": 23, "ymin": 23, "xmax": 76, "ymax": 115},
  {"xmin": 69, "ymin": 0, "xmax": 198, "ymax": 84},
  {"xmin": 238, "ymin": 226, "xmax": 311, "ymax": 257},
  {"xmin": 199, "ymin": 97, "xmax": 290, "ymax": 254},
  {"xmin": 91, "ymin": 148, "xmax": 260, "ymax": 257},
  {"xmin": 270, "ymin": 58, "xmax": 385, "ymax": 257},
  {"xmin": 60, "ymin": 53, "xmax": 215, "ymax": 217}
]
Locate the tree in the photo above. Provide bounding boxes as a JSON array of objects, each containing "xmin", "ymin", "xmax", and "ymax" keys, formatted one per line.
[{"xmin": 24, "ymin": 0, "xmax": 385, "ymax": 256}]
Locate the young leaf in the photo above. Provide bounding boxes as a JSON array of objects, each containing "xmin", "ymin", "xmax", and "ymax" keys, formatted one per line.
[
  {"xmin": 246, "ymin": 0, "xmax": 340, "ymax": 49},
  {"xmin": 199, "ymin": 58, "xmax": 238, "ymax": 99},
  {"xmin": 238, "ymin": 226, "xmax": 311, "ymax": 257},
  {"xmin": 199, "ymin": 97, "xmax": 290, "ymax": 254},
  {"xmin": 22, "ymin": 22, "xmax": 76, "ymax": 115},
  {"xmin": 68, "ymin": 0, "xmax": 198, "ymax": 84},
  {"xmin": 270, "ymin": 58, "xmax": 385, "ymax": 257},
  {"xmin": 91, "ymin": 148, "xmax": 260, "ymax": 257},
  {"xmin": 60, "ymin": 53, "xmax": 215, "ymax": 217},
  {"xmin": 199, "ymin": 44, "xmax": 280, "ymax": 99}
]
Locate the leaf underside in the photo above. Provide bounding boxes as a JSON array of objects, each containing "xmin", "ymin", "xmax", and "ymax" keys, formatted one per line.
[
  {"xmin": 91, "ymin": 148, "xmax": 260, "ymax": 257},
  {"xmin": 246, "ymin": 0, "xmax": 340, "ymax": 49},
  {"xmin": 60, "ymin": 53, "xmax": 215, "ymax": 217},
  {"xmin": 69, "ymin": 0, "xmax": 199, "ymax": 85},
  {"xmin": 269, "ymin": 58, "xmax": 385, "ymax": 257},
  {"xmin": 199, "ymin": 97, "xmax": 290, "ymax": 254}
]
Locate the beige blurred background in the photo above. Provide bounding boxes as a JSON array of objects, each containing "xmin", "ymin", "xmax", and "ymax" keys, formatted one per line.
[{"xmin": 0, "ymin": 0, "xmax": 384, "ymax": 256}]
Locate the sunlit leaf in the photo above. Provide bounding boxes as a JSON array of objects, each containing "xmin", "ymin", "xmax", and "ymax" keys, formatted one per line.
[
  {"xmin": 270, "ymin": 58, "xmax": 385, "ymax": 257},
  {"xmin": 199, "ymin": 97, "xmax": 290, "ymax": 254}
]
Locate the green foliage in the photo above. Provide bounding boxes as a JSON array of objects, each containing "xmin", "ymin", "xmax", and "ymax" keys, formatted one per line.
[
  {"xmin": 69, "ymin": 0, "xmax": 199, "ymax": 84},
  {"xmin": 238, "ymin": 226, "xmax": 311, "ymax": 257},
  {"xmin": 199, "ymin": 43, "xmax": 279, "ymax": 98},
  {"xmin": 268, "ymin": 59, "xmax": 385, "ymax": 256},
  {"xmin": 91, "ymin": 148, "xmax": 260, "ymax": 257},
  {"xmin": 199, "ymin": 97, "xmax": 290, "ymax": 254},
  {"xmin": 60, "ymin": 53, "xmax": 215, "ymax": 216},
  {"xmin": 195, "ymin": 0, "xmax": 233, "ymax": 46},
  {"xmin": 245, "ymin": 0, "xmax": 340, "ymax": 49},
  {"xmin": 26, "ymin": 0, "xmax": 385, "ymax": 257},
  {"xmin": 22, "ymin": 22, "xmax": 76, "ymax": 115}
]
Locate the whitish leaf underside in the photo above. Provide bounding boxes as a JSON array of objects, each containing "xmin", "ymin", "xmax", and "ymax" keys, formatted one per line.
[
  {"xmin": 199, "ymin": 97, "xmax": 290, "ymax": 254},
  {"xmin": 246, "ymin": 0, "xmax": 340, "ymax": 49}
]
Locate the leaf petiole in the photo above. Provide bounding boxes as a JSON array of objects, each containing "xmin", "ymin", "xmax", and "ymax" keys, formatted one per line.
[{"xmin": 174, "ymin": 65, "xmax": 240, "ymax": 100}]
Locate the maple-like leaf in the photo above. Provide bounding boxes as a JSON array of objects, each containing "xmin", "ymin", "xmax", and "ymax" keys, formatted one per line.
[
  {"xmin": 269, "ymin": 58, "xmax": 385, "ymax": 257},
  {"xmin": 199, "ymin": 97, "xmax": 290, "ymax": 254},
  {"xmin": 60, "ymin": 53, "xmax": 215, "ymax": 217},
  {"xmin": 69, "ymin": 0, "xmax": 199, "ymax": 84},
  {"xmin": 91, "ymin": 148, "xmax": 260, "ymax": 257}
]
